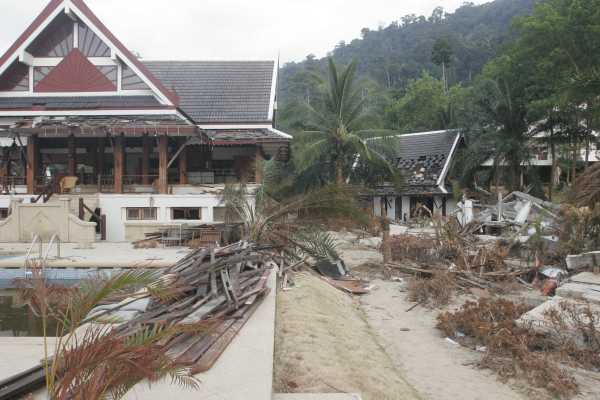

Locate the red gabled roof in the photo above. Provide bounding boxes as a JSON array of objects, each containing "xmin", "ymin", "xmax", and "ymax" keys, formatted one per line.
[
  {"xmin": 70, "ymin": 0, "xmax": 179, "ymax": 105},
  {"xmin": 0, "ymin": 0, "xmax": 180, "ymax": 105},
  {"xmin": 35, "ymin": 49, "xmax": 117, "ymax": 92}
]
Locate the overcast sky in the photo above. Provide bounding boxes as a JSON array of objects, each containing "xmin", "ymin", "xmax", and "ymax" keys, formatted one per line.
[{"xmin": 0, "ymin": 0, "xmax": 487, "ymax": 64}]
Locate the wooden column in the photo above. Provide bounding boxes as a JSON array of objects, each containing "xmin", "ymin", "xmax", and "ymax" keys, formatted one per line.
[
  {"xmin": 142, "ymin": 136, "xmax": 151, "ymax": 185},
  {"xmin": 113, "ymin": 136, "xmax": 124, "ymax": 194},
  {"xmin": 158, "ymin": 135, "xmax": 168, "ymax": 194},
  {"xmin": 255, "ymin": 145, "xmax": 263, "ymax": 184},
  {"xmin": 67, "ymin": 135, "xmax": 76, "ymax": 176},
  {"xmin": 26, "ymin": 135, "xmax": 38, "ymax": 194},
  {"xmin": 97, "ymin": 138, "xmax": 105, "ymax": 176},
  {"xmin": 179, "ymin": 141, "xmax": 188, "ymax": 185}
]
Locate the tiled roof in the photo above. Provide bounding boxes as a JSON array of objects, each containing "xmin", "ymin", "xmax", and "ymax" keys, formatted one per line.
[
  {"xmin": 370, "ymin": 130, "xmax": 460, "ymax": 194},
  {"xmin": 206, "ymin": 129, "xmax": 285, "ymax": 144},
  {"xmin": 0, "ymin": 96, "xmax": 161, "ymax": 110},
  {"xmin": 143, "ymin": 61, "xmax": 274, "ymax": 124}
]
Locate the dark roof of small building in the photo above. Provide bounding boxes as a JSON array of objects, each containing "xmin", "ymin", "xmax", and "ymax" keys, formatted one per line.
[
  {"xmin": 369, "ymin": 130, "xmax": 461, "ymax": 195},
  {"xmin": 0, "ymin": 96, "xmax": 162, "ymax": 110},
  {"xmin": 207, "ymin": 129, "xmax": 285, "ymax": 144},
  {"xmin": 143, "ymin": 61, "xmax": 275, "ymax": 124}
]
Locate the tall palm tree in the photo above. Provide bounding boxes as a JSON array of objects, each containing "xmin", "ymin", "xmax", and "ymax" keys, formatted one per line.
[{"xmin": 296, "ymin": 58, "xmax": 395, "ymax": 186}]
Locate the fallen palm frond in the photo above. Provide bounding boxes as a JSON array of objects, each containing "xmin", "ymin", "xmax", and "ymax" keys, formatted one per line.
[
  {"xmin": 436, "ymin": 298, "xmax": 600, "ymax": 399},
  {"xmin": 221, "ymin": 183, "xmax": 366, "ymax": 262},
  {"xmin": 571, "ymin": 163, "xmax": 600, "ymax": 208}
]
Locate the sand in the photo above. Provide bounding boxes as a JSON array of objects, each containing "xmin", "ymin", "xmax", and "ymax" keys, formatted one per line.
[
  {"xmin": 361, "ymin": 280, "xmax": 535, "ymax": 400},
  {"xmin": 273, "ymin": 272, "xmax": 421, "ymax": 400}
]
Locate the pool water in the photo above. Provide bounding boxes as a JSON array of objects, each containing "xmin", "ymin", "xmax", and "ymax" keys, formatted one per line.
[{"xmin": 0, "ymin": 290, "xmax": 50, "ymax": 337}]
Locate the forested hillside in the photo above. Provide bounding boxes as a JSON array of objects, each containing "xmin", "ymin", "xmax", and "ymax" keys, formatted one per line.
[{"xmin": 277, "ymin": 0, "xmax": 535, "ymax": 132}]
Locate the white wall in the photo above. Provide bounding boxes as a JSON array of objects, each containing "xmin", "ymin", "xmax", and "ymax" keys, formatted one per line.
[{"xmin": 98, "ymin": 194, "xmax": 232, "ymax": 242}]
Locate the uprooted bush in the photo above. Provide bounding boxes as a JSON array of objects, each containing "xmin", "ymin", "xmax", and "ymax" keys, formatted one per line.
[
  {"xmin": 437, "ymin": 298, "xmax": 580, "ymax": 399},
  {"xmin": 407, "ymin": 272, "xmax": 456, "ymax": 308}
]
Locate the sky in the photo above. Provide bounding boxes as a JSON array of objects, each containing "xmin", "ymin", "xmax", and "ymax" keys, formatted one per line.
[{"xmin": 0, "ymin": 0, "xmax": 487, "ymax": 64}]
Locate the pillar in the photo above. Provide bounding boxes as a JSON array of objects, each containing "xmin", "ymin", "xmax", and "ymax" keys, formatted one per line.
[
  {"xmin": 26, "ymin": 135, "xmax": 38, "ymax": 194},
  {"xmin": 179, "ymin": 141, "xmax": 188, "ymax": 185},
  {"xmin": 158, "ymin": 135, "xmax": 168, "ymax": 194},
  {"xmin": 142, "ymin": 136, "xmax": 151, "ymax": 185},
  {"xmin": 67, "ymin": 135, "xmax": 76, "ymax": 176},
  {"xmin": 255, "ymin": 145, "xmax": 263, "ymax": 184},
  {"xmin": 114, "ymin": 136, "xmax": 124, "ymax": 194}
]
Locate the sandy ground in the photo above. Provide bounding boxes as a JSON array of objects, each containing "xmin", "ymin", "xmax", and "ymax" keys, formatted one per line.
[
  {"xmin": 273, "ymin": 273, "xmax": 421, "ymax": 400},
  {"xmin": 361, "ymin": 280, "xmax": 530, "ymax": 400}
]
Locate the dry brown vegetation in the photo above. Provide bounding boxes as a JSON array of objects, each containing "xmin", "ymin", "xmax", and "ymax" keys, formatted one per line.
[
  {"xmin": 437, "ymin": 298, "xmax": 600, "ymax": 399},
  {"xmin": 407, "ymin": 272, "xmax": 456, "ymax": 307}
]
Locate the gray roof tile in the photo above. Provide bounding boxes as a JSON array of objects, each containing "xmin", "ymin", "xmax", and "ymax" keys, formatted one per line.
[
  {"xmin": 143, "ymin": 61, "xmax": 274, "ymax": 124},
  {"xmin": 370, "ymin": 130, "xmax": 460, "ymax": 194}
]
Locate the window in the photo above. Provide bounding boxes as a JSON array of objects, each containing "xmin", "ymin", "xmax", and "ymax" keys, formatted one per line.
[
  {"xmin": 0, "ymin": 208, "xmax": 8, "ymax": 219},
  {"xmin": 171, "ymin": 207, "xmax": 202, "ymax": 220},
  {"xmin": 126, "ymin": 207, "xmax": 157, "ymax": 221},
  {"xmin": 213, "ymin": 207, "xmax": 227, "ymax": 222}
]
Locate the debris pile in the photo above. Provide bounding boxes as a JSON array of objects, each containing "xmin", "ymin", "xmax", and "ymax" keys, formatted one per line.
[
  {"xmin": 314, "ymin": 258, "xmax": 371, "ymax": 295},
  {"xmin": 456, "ymin": 191, "xmax": 559, "ymax": 235},
  {"xmin": 437, "ymin": 294, "xmax": 600, "ymax": 398},
  {"xmin": 133, "ymin": 224, "xmax": 225, "ymax": 248},
  {"xmin": 88, "ymin": 241, "xmax": 275, "ymax": 374},
  {"xmin": 437, "ymin": 298, "xmax": 580, "ymax": 398}
]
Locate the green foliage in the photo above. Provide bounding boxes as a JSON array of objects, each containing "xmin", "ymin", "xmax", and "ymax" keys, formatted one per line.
[
  {"xmin": 293, "ymin": 58, "xmax": 396, "ymax": 186},
  {"xmin": 277, "ymin": 0, "xmax": 536, "ymax": 134}
]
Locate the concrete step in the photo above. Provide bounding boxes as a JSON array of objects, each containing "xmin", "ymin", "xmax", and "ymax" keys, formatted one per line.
[{"xmin": 273, "ymin": 395, "xmax": 362, "ymax": 400}]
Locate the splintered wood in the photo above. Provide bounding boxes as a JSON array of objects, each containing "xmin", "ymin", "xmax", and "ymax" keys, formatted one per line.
[{"xmin": 91, "ymin": 241, "xmax": 275, "ymax": 373}]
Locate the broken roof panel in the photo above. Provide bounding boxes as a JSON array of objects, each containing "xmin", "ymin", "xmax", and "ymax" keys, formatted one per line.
[
  {"xmin": 143, "ymin": 61, "xmax": 274, "ymax": 124},
  {"xmin": 369, "ymin": 130, "xmax": 461, "ymax": 195}
]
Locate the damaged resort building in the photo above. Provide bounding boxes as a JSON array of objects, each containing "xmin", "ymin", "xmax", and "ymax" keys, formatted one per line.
[{"xmin": 0, "ymin": 0, "xmax": 290, "ymax": 243}]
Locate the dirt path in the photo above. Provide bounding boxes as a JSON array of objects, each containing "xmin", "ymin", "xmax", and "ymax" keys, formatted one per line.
[
  {"xmin": 361, "ymin": 280, "xmax": 529, "ymax": 400},
  {"xmin": 273, "ymin": 273, "xmax": 422, "ymax": 400}
]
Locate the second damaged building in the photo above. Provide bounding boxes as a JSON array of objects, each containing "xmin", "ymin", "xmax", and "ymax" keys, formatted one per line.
[{"xmin": 367, "ymin": 130, "xmax": 463, "ymax": 222}]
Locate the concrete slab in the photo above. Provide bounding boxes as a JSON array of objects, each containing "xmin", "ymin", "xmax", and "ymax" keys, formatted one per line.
[
  {"xmin": 570, "ymin": 272, "xmax": 600, "ymax": 286},
  {"xmin": 556, "ymin": 282, "xmax": 600, "ymax": 305},
  {"xmin": 0, "ymin": 242, "xmax": 188, "ymax": 269},
  {"xmin": 517, "ymin": 297, "xmax": 600, "ymax": 345},
  {"xmin": 0, "ymin": 337, "xmax": 55, "ymax": 382},
  {"xmin": 273, "ymin": 395, "xmax": 362, "ymax": 400}
]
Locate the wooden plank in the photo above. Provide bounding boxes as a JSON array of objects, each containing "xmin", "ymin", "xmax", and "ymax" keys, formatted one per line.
[
  {"xmin": 113, "ymin": 135, "xmax": 124, "ymax": 194},
  {"xmin": 175, "ymin": 319, "xmax": 236, "ymax": 365},
  {"xmin": 142, "ymin": 135, "xmax": 151, "ymax": 185},
  {"xmin": 179, "ymin": 140, "xmax": 188, "ymax": 184},
  {"xmin": 190, "ymin": 291, "xmax": 268, "ymax": 374},
  {"xmin": 158, "ymin": 135, "xmax": 168, "ymax": 194},
  {"xmin": 67, "ymin": 135, "xmax": 76, "ymax": 176},
  {"xmin": 26, "ymin": 135, "xmax": 37, "ymax": 194}
]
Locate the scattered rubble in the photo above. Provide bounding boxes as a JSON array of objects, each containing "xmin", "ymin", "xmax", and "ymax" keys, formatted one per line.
[{"xmin": 94, "ymin": 241, "xmax": 277, "ymax": 374}]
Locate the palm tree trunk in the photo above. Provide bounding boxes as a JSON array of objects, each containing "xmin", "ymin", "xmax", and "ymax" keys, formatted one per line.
[
  {"xmin": 549, "ymin": 128, "xmax": 556, "ymax": 201},
  {"xmin": 335, "ymin": 159, "xmax": 344, "ymax": 185}
]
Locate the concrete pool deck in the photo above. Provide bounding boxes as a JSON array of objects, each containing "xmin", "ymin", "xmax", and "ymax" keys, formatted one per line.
[
  {"xmin": 0, "ymin": 271, "xmax": 277, "ymax": 400},
  {"xmin": 0, "ymin": 242, "xmax": 189, "ymax": 269}
]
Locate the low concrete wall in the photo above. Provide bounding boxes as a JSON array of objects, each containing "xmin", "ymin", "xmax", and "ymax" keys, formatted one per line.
[{"xmin": 0, "ymin": 198, "xmax": 96, "ymax": 243}]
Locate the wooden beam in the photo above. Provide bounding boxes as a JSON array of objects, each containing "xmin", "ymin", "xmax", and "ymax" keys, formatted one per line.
[
  {"xmin": 67, "ymin": 135, "xmax": 76, "ymax": 176},
  {"xmin": 255, "ymin": 146, "xmax": 263, "ymax": 184},
  {"xmin": 179, "ymin": 140, "xmax": 188, "ymax": 185},
  {"xmin": 26, "ymin": 135, "xmax": 38, "ymax": 194},
  {"xmin": 113, "ymin": 136, "xmax": 124, "ymax": 194},
  {"xmin": 142, "ymin": 136, "xmax": 151, "ymax": 185},
  {"xmin": 158, "ymin": 135, "xmax": 168, "ymax": 194}
]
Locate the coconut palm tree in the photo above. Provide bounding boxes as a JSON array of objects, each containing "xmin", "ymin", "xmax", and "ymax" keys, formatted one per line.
[{"xmin": 295, "ymin": 58, "xmax": 396, "ymax": 187}]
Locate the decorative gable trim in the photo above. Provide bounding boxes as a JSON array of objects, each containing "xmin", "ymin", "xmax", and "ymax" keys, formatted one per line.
[
  {"xmin": 0, "ymin": 0, "xmax": 179, "ymax": 106},
  {"xmin": 35, "ymin": 49, "xmax": 116, "ymax": 92}
]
